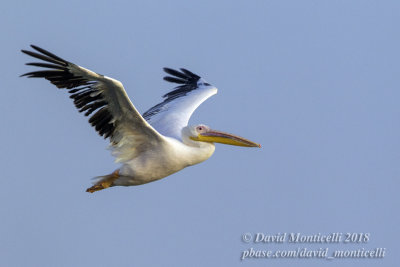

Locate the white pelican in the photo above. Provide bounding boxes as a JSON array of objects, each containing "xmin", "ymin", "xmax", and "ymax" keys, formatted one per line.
[{"xmin": 21, "ymin": 45, "xmax": 261, "ymax": 193}]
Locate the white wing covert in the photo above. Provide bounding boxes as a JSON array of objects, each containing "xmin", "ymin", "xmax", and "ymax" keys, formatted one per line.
[
  {"xmin": 143, "ymin": 68, "xmax": 217, "ymax": 140},
  {"xmin": 21, "ymin": 45, "xmax": 164, "ymax": 163}
]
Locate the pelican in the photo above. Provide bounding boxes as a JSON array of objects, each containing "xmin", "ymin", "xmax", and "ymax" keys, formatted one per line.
[{"xmin": 21, "ymin": 45, "xmax": 260, "ymax": 193}]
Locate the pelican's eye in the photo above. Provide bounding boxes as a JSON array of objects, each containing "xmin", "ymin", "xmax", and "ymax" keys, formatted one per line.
[{"xmin": 196, "ymin": 126, "xmax": 207, "ymax": 133}]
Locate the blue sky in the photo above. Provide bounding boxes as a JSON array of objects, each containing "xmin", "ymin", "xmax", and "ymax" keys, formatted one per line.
[{"xmin": 0, "ymin": 0, "xmax": 398, "ymax": 266}]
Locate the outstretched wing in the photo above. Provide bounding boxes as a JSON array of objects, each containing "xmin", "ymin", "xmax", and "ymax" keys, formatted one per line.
[
  {"xmin": 21, "ymin": 45, "xmax": 164, "ymax": 163},
  {"xmin": 143, "ymin": 68, "xmax": 217, "ymax": 140}
]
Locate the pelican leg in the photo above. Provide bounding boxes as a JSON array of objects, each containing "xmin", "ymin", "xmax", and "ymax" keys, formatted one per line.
[{"xmin": 86, "ymin": 170, "xmax": 120, "ymax": 193}]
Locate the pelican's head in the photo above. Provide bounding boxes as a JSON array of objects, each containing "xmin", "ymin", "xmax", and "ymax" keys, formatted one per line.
[{"xmin": 183, "ymin": 124, "xmax": 261, "ymax": 148}]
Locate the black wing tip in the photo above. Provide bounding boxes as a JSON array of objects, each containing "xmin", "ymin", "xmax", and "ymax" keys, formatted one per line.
[
  {"xmin": 179, "ymin": 68, "xmax": 199, "ymax": 78},
  {"xmin": 21, "ymin": 44, "xmax": 45, "ymax": 54},
  {"xmin": 21, "ymin": 45, "xmax": 71, "ymax": 78},
  {"xmin": 163, "ymin": 76, "xmax": 186, "ymax": 84},
  {"xmin": 163, "ymin": 67, "xmax": 199, "ymax": 76},
  {"xmin": 30, "ymin": 44, "xmax": 40, "ymax": 50},
  {"xmin": 21, "ymin": 45, "xmax": 115, "ymax": 139},
  {"xmin": 21, "ymin": 44, "xmax": 45, "ymax": 52},
  {"xmin": 163, "ymin": 67, "xmax": 175, "ymax": 73},
  {"xmin": 21, "ymin": 45, "xmax": 68, "ymax": 66},
  {"xmin": 20, "ymin": 72, "xmax": 32, "ymax": 77},
  {"xmin": 162, "ymin": 67, "xmax": 201, "ymax": 84}
]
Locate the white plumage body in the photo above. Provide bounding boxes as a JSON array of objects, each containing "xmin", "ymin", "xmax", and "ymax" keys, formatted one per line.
[{"xmin": 116, "ymin": 137, "xmax": 215, "ymax": 185}]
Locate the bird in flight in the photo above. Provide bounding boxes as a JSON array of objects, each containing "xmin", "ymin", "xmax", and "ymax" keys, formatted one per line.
[{"xmin": 21, "ymin": 45, "xmax": 261, "ymax": 193}]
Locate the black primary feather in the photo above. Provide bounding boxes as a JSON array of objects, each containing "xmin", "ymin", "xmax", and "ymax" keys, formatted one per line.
[
  {"xmin": 21, "ymin": 45, "xmax": 115, "ymax": 139},
  {"xmin": 142, "ymin": 67, "xmax": 203, "ymax": 120}
]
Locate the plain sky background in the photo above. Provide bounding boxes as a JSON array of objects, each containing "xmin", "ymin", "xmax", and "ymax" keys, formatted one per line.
[{"xmin": 0, "ymin": 0, "xmax": 398, "ymax": 266}]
